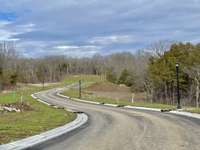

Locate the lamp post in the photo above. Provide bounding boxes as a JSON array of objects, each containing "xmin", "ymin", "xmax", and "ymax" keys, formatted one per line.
[{"xmin": 176, "ymin": 63, "xmax": 181, "ymax": 109}]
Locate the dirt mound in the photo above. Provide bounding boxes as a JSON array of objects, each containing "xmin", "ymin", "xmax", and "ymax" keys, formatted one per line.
[{"xmin": 86, "ymin": 82, "xmax": 131, "ymax": 93}]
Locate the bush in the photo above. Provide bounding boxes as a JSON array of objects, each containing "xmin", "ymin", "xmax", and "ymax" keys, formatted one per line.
[
  {"xmin": 106, "ymin": 69, "xmax": 117, "ymax": 83},
  {"xmin": 118, "ymin": 69, "xmax": 129, "ymax": 84},
  {"xmin": 118, "ymin": 69, "xmax": 136, "ymax": 87}
]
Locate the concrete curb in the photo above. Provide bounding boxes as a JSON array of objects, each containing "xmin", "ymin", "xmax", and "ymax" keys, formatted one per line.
[
  {"xmin": 124, "ymin": 106, "xmax": 200, "ymax": 120},
  {"xmin": 104, "ymin": 103, "xmax": 118, "ymax": 107},
  {"xmin": 170, "ymin": 111, "xmax": 200, "ymax": 119},
  {"xmin": 56, "ymin": 92, "xmax": 101, "ymax": 105},
  {"xmin": 124, "ymin": 105, "xmax": 161, "ymax": 112},
  {"xmin": 57, "ymin": 92, "xmax": 200, "ymax": 120},
  {"xmin": 0, "ymin": 92, "xmax": 88, "ymax": 150},
  {"xmin": 31, "ymin": 94, "xmax": 51, "ymax": 106},
  {"xmin": 0, "ymin": 114, "xmax": 88, "ymax": 150}
]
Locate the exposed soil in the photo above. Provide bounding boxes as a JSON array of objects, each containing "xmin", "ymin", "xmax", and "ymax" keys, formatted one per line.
[
  {"xmin": 85, "ymin": 82, "xmax": 145, "ymax": 101},
  {"xmin": 86, "ymin": 82, "xmax": 131, "ymax": 93},
  {"xmin": 85, "ymin": 82, "xmax": 132, "ymax": 100},
  {"xmin": 0, "ymin": 135, "xmax": 8, "ymax": 144}
]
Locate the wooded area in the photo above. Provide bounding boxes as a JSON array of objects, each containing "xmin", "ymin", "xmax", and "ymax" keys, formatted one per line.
[{"xmin": 0, "ymin": 41, "xmax": 199, "ymax": 107}]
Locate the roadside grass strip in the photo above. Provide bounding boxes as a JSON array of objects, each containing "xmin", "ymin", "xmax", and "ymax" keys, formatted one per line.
[
  {"xmin": 0, "ymin": 88, "xmax": 88, "ymax": 149},
  {"xmin": 62, "ymin": 88, "xmax": 175, "ymax": 109},
  {"xmin": 60, "ymin": 91, "xmax": 200, "ymax": 120},
  {"xmin": 0, "ymin": 113, "xmax": 88, "ymax": 150},
  {"xmin": 57, "ymin": 92, "xmax": 100, "ymax": 105},
  {"xmin": 62, "ymin": 78, "xmax": 200, "ymax": 119},
  {"xmin": 0, "ymin": 85, "xmax": 75, "ymax": 145}
]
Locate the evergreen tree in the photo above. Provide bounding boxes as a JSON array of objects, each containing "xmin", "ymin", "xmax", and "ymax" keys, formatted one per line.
[
  {"xmin": 118, "ymin": 69, "xmax": 129, "ymax": 84},
  {"xmin": 106, "ymin": 69, "xmax": 117, "ymax": 83}
]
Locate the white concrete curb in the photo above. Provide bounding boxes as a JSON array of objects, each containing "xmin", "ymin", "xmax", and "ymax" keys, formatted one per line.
[
  {"xmin": 170, "ymin": 111, "xmax": 200, "ymax": 119},
  {"xmin": 58, "ymin": 93, "xmax": 200, "ymax": 120},
  {"xmin": 124, "ymin": 105, "xmax": 161, "ymax": 112},
  {"xmin": 104, "ymin": 103, "xmax": 118, "ymax": 107},
  {"xmin": 0, "ymin": 114, "xmax": 88, "ymax": 150},
  {"xmin": 31, "ymin": 94, "xmax": 51, "ymax": 106},
  {"xmin": 56, "ymin": 93, "xmax": 70, "ymax": 99},
  {"xmin": 56, "ymin": 92, "xmax": 100, "ymax": 105},
  {"xmin": 73, "ymin": 98, "xmax": 101, "ymax": 105},
  {"xmin": 0, "ymin": 92, "xmax": 88, "ymax": 150},
  {"xmin": 125, "ymin": 106, "xmax": 200, "ymax": 119}
]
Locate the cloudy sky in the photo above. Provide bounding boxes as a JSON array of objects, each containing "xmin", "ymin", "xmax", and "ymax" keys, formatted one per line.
[{"xmin": 0, "ymin": 0, "xmax": 200, "ymax": 57}]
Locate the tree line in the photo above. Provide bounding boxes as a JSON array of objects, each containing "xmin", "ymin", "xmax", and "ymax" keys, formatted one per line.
[
  {"xmin": 0, "ymin": 41, "xmax": 199, "ymax": 107},
  {"xmin": 148, "ymin": 43, "xmax": 200, "ymax": 108},
  {"xmin": 106, "ymin": 42, "xmax": 200, "ymax": 108}
]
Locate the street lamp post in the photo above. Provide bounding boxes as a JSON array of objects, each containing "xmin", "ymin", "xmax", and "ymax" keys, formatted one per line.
[{"xmin": 176, "ymin": 63, "xmax": 181, "ymax": 109}]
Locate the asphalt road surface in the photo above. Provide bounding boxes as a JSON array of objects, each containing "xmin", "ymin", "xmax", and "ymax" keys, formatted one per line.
[{"xmin": 32, "ymin": 89, "xmax": 200, "ymax": 150}]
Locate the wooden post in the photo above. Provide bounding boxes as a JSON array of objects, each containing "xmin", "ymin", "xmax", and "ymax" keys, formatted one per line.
[
  {"xmin": 79, "ymin": 80, "xmax": 81, "ymax": 99},
  {"xmin": 131, "ymin": 93, "xmax": 135, "ymax": 103}
]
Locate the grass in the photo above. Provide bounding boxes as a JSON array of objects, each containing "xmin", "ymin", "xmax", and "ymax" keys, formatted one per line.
[
  {"xmin": 63, "ymin": 74, "xmax": 103, "ymax": 85},
  {"xmin": 184, "ymin": 108, "xmax": 200, "ymax": 114},
  {"xmin": 62, "ymin": 76, "xmax": 175, "ymax": 109},
  {"xmin": 63, "ymin": 79, "xmax": 200, "ymax": 113},
  {"xmin": 0, "ymin": 84, "xmax": 76, "ymax": 144},
  {"xmin": 63, "ymin": 85, "xmax": 175, "ymax": 110}
]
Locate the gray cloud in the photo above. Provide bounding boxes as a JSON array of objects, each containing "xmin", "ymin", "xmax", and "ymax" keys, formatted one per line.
[
  {"xmin": 89, "ymin": 35, "xmax": 136, "ymax": 45},
  {"xmin": 0, "ymin": 0, "xmax": 200, "ymax": 57}
]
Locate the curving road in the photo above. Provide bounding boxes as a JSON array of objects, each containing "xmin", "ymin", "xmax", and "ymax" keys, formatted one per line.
[{"xmin": 32, "ymin": 89, "xmax": 200, "ymax": 150}]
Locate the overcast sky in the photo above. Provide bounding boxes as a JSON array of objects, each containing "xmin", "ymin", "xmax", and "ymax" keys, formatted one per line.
[{"xmin": 0, "ymin": 0, "xmax": 200, "ymax": 57}]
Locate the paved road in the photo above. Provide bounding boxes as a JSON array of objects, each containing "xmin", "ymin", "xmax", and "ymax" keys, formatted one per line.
[{"xmin": 32, "ymin": 89, "xmax": 200, "ymax": 150}]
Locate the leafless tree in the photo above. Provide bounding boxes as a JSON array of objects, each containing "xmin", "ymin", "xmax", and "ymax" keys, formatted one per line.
[
  {"xmin": 150, "ymin": 40, "xmax": 173, "ymax": 57},
  {"xmin": 184, "ymin": 65, "xmax": 200, "ymax": 108}
]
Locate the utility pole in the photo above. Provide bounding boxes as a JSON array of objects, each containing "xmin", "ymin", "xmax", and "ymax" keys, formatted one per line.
[
  {"xmin": 79, "ymin": 80, "xmax": 81, "ymax": 99},
  {"xmin": 176, "ymin": 63, "xmax": 181, "ymax": 109}
]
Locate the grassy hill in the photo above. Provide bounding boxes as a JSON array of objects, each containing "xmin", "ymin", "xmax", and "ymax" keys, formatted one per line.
[
  {"xmin": 63, "ymin": 75, "xmax": 200, "ymax": 113},
  {"xmin": 62, "ymin": 76, "xmax": 175, "ymax": 109}
]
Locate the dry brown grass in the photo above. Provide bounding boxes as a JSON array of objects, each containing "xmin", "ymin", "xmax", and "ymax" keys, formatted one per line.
[
  {"xmin": 86, "ymin": 82, "xmax": 130, "ymax": 93},
  {"xmin": 85, "ymin": 82, "xmax": 135, "ymax": 101}
]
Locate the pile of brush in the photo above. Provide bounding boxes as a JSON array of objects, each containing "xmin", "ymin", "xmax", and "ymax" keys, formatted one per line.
[{"xmin": 0, "ymin": 102, "xmax": 33, "ymax": 113}]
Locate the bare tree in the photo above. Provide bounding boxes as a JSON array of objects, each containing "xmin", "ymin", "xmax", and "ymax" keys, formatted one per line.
[
  {"xmin": 184, "ymin": 66, "xmax": 200, "ymax": 108},
  {"xmin": 150, "ymin": 40, "xmax": 173, "ymax": 57}
]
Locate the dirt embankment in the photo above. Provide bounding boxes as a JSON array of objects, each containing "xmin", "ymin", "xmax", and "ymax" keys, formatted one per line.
[
  {"xmin": 85, "ymin": 82, "xmax": 146, "ymax": 101},
  {"xmin": 85, "ymin": 82, "xmax": 132, "ymax": 100},
  {"xmin": 86, "ymin": 82, "xmax": 130, "ymax": 92}
]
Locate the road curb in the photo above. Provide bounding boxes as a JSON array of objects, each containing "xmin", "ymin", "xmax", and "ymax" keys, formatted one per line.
[
  {"xmin": 0, "ymin": 114, "xmax": 88, "ymax": 150},
  {"xmin": 124, "ymin": 105, "xmax": 161, "ymax": 112},
  {"xmin": 169, "ymin": 111, "xmax": 200, "ymax": 119},
  {"xmin": 56, "ymin": 92, "xmax": 101, "ymax": 105},
  {"xmin": 125, "ymin": 106, "xmax": 200, "ymax": 120},
  {"xmin": 57, "ymin": 92, "xmax": 200, "ymax": 120},
  {"xmin": 31, "ymin": 94, "xmax": 51, "ymax": 106},
  {"xmin": 104, "ymin": 103, "xmax": 118, "ymax": 107},
  {"xmin": 0, "ymin": 92, "xmax": 88, "ymax": 150}
]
